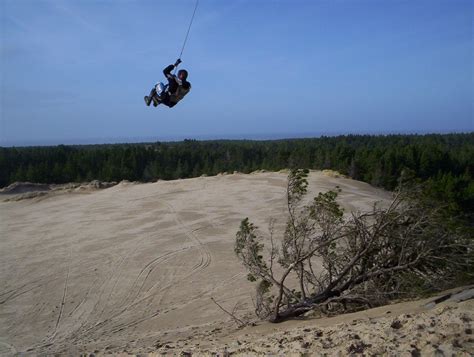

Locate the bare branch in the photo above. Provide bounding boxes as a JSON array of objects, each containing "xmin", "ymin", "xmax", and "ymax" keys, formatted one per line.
[{"xmin": 210, "ymin": 297, "xmax": 247, "ymax": 328}]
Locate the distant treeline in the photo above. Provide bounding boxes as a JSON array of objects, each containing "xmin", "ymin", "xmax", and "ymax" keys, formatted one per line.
[{"xmin": 1, "ymin": 133, "xmax": 473, "ymax": 214}]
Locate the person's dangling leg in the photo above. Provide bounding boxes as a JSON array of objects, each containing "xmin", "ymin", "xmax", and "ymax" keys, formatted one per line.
[{"xmin": 144, "ymin": 86, "xmax": 157, "ymax": 106}]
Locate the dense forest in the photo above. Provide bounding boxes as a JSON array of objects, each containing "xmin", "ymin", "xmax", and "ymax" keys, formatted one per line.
[{"xmin": 1, "ymin": 133, "xmax": 473, "ymax": 217}]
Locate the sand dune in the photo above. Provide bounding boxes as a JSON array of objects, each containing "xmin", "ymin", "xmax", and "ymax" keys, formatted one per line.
[{"xmin": 1, "ymin": 171, "xmax": 471, "ymax": 355}]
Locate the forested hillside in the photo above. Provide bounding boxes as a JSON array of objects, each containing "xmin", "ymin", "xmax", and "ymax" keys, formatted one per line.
[{"xmin": 1, "ymin": 133, "xmax": 473, "ymax": 215}]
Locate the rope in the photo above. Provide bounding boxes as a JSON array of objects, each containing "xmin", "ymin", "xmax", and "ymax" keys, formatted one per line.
[{"xmin": 174, "ymin": 0, "xmax": 199, "ymax": 73}]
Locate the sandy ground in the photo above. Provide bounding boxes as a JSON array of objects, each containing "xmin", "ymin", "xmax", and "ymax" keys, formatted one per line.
[{"xmin": 1, "ymin": 171, "xmax": 470, "ymax": 356}]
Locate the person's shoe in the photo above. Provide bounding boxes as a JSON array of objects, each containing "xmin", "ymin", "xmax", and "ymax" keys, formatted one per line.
[
  {"xmin": 144, "ymin": 96, "xmax": 151, "ymax": 106},
  {"xmin": 152, "ymin": 96, "xmax": 160, "ymax": 107}
]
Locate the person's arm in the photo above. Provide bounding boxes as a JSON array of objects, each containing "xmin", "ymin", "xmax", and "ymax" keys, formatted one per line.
[
  {"xmin": 163, "ymin": 64, "xmax": 175, "ymax": 79},
  {"xmin": 163, "ymin": 59, "xmax": 182, "ymax": 79}
]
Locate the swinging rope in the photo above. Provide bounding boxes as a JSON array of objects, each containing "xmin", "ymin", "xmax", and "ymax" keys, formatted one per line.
[{"xmin": 175, "ymin": 0, "xmax": 199, "ymax": 72}]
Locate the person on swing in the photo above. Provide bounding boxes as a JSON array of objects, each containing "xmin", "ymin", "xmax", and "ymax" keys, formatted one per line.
[{"xmin": 144, "ymin": 58, "xmax": 191, "ymax": 108}]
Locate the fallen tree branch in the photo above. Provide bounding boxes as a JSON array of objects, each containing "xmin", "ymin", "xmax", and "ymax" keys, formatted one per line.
[
  {"xmin": 235, "ymin": 170, "xmax": 474, "ymax": 323},
  {"xmin": 210, "ymin": 297, "xmax": 247, "ymax": 327}
]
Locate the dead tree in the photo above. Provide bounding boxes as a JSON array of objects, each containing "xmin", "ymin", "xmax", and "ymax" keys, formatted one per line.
[{"xmin": 235, "ymin": 169, "xmax": 473, "ymax": 322}]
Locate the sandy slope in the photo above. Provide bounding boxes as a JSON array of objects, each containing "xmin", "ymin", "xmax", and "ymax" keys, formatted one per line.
[
  {"xmin": 149, "ymin": 294, "xmax": 473, "ymax": 356},
  {"xmin": 1, "ymin": 171, "xmax": 454, "ymax": 356}
]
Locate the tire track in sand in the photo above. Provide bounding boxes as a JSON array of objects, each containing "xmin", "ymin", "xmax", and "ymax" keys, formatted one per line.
[
  {"xmin": 41, "ymin": 182, "xmax": 212, "ymax": 349},
  {"xmin": 71, "ymin": 200, "xmax": 213, "ymax": 339},
  {"xmin": 68, "ymin": 246, "xmax": 190, "ymax": 343},
  {"xmin": 104, "ymin": 209, "xmax": 222, "ymax": 332},
  {"xmin": 162, "ymin": 200, "xmax": 212, "ymax": 272},
  {"xmin": 42, "ymin": 238, "xmax": 73, "ymax": 345}
]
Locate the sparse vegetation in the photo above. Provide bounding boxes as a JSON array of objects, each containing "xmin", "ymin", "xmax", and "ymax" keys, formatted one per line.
[{"xmin": 235, "ymin": 169, "xmax": 473, "ymax": 322}]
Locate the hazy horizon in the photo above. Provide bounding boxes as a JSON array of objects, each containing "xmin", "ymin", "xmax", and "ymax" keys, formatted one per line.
[{"xmin": 2, "ymin": 128, "xmax": 473, "ymax": 147}]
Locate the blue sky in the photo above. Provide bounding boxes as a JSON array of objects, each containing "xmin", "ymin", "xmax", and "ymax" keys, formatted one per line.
[{"xmin": 1, "ymin": 0, "xmax": 472, "ymax": 146}]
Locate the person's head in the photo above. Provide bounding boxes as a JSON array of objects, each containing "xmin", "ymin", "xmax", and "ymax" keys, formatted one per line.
[{"xmin": 177, "ymin": 69, "xmax": 188, "ymax": 81}]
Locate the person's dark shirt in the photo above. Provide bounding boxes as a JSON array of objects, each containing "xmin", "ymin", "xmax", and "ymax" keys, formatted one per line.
[{"xmin": 161, "ymin": 64, "xmax": 191, "ymax": 108}]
